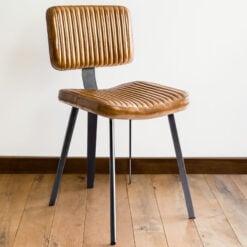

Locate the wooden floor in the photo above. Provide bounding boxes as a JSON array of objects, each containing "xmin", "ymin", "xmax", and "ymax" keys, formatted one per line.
[{"xmin": 0, "ymin": 174, "xmax": 247, "ymax": 247}]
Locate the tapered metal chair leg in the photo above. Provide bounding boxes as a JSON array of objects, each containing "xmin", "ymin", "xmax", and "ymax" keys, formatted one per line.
[
  {"xmin": 109, "ymin": 119, "xmax": 116, "ymax": 245},
  {"xmin": 49, "ymin": 107, "xmax": 79, "ymax": 206},
  {"xmin": 87, "ymin": 112, "xmax": 98, "ymax": 188},
  {"xmin": 168, "ymin": 114, "xmax": 195, "ymax": 219},
  {"xmin": 128, "ymin": 120, "xmax": 132, "ymax": 184}
]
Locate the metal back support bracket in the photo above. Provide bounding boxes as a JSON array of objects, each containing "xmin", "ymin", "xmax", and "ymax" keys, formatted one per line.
[
  {"xmin": 82, "ymin": 68, "xmax": 98, "ymax": 189},
  {"xmin": 82, "ymin": 68, "xmax": 98, "ymax": 89}
]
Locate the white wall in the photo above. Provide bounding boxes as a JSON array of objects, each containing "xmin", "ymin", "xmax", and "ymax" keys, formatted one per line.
[{"xmin": 1, "ymin": 0, "xmax": 247, "ymax": 157}]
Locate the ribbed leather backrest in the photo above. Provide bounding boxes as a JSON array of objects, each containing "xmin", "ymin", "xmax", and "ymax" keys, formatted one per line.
[{"xmin": 46, "ymin": 6, "xmax": 133, "ymax": 70}]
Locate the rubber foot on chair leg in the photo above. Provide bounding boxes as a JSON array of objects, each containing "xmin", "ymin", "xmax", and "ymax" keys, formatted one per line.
[
  {"xmin": 87, "ymin": 180, "xmax": 94, "ymax": 189},
  {"xmin": 111, "ymin": 241, "xmax": 116, "ymax": 245},
  {"xmin": 49, "ymin": 199, "xmax": 55, "ymax": 206}
]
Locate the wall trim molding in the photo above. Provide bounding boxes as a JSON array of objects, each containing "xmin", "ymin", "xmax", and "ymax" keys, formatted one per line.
[{"xmin": 0, "ymin": 156, "xmax": 246, "ymax": 174}]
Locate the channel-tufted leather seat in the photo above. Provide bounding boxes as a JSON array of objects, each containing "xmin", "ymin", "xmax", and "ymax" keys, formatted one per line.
[
  {"xmin": 46, "ymin": 5, "xmax": 195, "ymax": 246},
  {"xmin": 59, "ymin": 81, "xmax": 188, "ymax": 119}
]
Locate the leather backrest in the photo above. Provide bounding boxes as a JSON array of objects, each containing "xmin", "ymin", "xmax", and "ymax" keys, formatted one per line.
[{"xmin": 46, "ymin": 6, "xmax": 133, "ymax": 70}]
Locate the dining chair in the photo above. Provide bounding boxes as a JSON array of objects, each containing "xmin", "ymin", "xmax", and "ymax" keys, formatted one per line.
[{"xmin": 46, "ymin": 5, "xmax": 195, "ymax": 245}]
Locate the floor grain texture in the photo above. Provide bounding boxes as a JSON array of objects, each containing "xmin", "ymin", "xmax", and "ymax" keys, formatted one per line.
[{"xmin": 0, "ymin": 174, "xmax": 246, "ymax": 247}]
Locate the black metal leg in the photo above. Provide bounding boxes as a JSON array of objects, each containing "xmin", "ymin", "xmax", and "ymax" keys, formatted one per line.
[
  {"xmin": 168, "ymin": 114, "xmax": 195, "ymax": 219},
  {"xmin": 109, "ymin": 119, "xmax": 116, "ymax": 245},
  {"xmin": 128, "ymin": 120, "xmax": 132, "ymax": 184},
  {"xmin": 87, "ymin": 112, "xmax": 98, "ymax": 188},
  {"xmin": 49, "ymin": 107, "xmax": 79, "ymax": 206}
]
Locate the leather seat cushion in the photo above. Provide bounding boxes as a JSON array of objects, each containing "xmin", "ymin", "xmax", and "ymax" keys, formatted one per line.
[{"xmin": 59, "ymin": 81, "xmax": 189, "ymax": 119}]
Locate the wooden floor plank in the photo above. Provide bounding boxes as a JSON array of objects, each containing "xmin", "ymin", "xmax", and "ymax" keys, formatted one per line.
[
  {"xmin": 0, "ymin": 174, "xmax": 34, "ymax": 247},
  {"xmin": 0, "ymin": 174, "xmax": 11, "ymax": 247},
  {"xmin": 206, "ymin": 174, "xmax": 247, "ymax": 247},
  {"xmin": 189, "ymin": 175, "xmax": 241, "ymax": 247},
  {"xmin": 152, "ymin": 174, "xmax": 203, "ymax": 247},
  {"xmin": 82, "ymin": 174, "xmax": 110, "ymax": 247},
  {"xmin": 48, "ymin": 174, "xmax": 87, "ymax": 247},
  {"xmin": 83, "ymin": 175, "xmax": 135, "ymax": 247},
  {"xmin": 127, "ymin": 175, "xmax": 168, "ymax": 247},
  {"xmin": 13, "ymin": 174, "xmax": 55, "ymax": 247},
  {"xmin": 116, "ymin": 175, "xmax": 135, "ymax": 247},
  {"xmin": 231, "ymin": 175, "xmax": 247, "ymax": 199}
]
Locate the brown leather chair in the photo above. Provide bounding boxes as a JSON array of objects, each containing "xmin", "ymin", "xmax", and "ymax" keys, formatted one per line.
[{"xmin": 46, "ymin": 5, "xmax": 195, "ymax": 245}]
